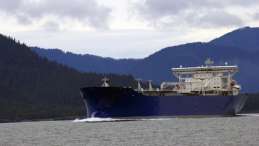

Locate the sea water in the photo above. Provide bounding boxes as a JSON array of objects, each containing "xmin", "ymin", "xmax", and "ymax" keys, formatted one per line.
[{"xmin": 1, "ymin": 114, "xmax": 259, "ymax": 146}]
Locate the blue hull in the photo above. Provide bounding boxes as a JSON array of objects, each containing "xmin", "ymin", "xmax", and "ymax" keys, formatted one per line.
[{"xmin": 80, "ymin": 87, "xmax": 247, "ymax": 118}]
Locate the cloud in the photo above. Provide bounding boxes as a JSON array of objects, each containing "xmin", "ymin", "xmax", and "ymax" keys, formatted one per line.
[
  {"xmin": 190, "ymin": 10, "xmax": 244, "ymax": 27},
  {"xmin": 41, "ymin": 21, "xmax": 61, "ymax": 32},
  {"xmin": 133, "ymin": 0, "xmax": 258, "ymax": 28},
  {"xmin": 0, "ymin": 0, "xmax": 111, "ymax": 29},
  {"xmin": 255, "ymin": 13, "xmax": 259, "ymax": 19}
]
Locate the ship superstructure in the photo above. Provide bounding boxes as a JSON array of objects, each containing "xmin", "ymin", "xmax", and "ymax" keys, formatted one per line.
[{"xmin": 139, "ymin": 58, "xmax": 241, "ymax": 96}]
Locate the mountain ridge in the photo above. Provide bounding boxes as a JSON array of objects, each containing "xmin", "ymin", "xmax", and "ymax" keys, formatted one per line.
[{"xmin": 32, "ymin": 26, "xmax": 259, "ymax": 92}]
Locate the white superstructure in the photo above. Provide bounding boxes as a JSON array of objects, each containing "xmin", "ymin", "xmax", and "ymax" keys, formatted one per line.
[{"xmin": 160, "ymin": 59, "xmax": 240, "ymax": 96}]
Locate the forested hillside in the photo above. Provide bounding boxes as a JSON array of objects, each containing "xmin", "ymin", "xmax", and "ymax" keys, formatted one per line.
[{"xmin": 0, "ymin": 34, "xmax": 136, "ymax": 122}]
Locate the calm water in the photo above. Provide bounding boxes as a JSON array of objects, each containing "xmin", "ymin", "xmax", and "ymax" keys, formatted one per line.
[{"xmin": 1, "ymin": 115, "xmax": 259, "ymax": 146}]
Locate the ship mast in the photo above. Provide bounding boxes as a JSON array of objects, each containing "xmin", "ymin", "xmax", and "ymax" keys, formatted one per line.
[
  {"xmin": 136, "ymin": 79, "xmax": 143, "ymax": 91},
  {"xmin": 101, "ymin": 77, "xmax": 110, "ymax": 87},
  {"xmin": 148, "ymin": 80, "xmax": 153, "ymax": 91}
]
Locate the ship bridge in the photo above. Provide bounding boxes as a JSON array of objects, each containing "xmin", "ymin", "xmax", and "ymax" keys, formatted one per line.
[{"xmin": 160, "ymin": 59, "xmax": 241, "ymax": 96}]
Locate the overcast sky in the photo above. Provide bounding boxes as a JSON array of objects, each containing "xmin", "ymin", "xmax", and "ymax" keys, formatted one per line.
[{"xmin": 0, "ymin": 0, "xmax": 258, "ymax": 58}]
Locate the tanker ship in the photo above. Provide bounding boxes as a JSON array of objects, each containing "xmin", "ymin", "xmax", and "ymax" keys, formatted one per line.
[{"xmin": 80, "ymin": 59, "xmax": 247, "ymax": 118}]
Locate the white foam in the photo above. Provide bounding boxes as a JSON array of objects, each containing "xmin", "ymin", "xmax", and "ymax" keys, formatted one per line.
[
  {"xmin": 73, "ymin": 117, "xmax": 121, "ymax": 123},
  {"xmin": 73, "ymin": 117, "xmax": 172, "ymax": 123},
  {"xmin": 237, "ymin": 113, "xmax": 259, "ymax": 117}
]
